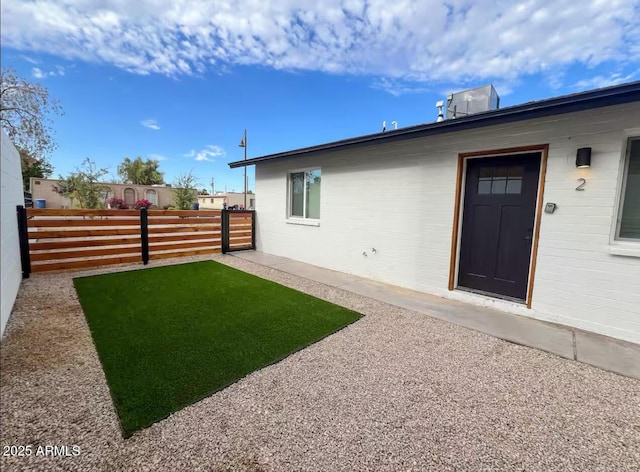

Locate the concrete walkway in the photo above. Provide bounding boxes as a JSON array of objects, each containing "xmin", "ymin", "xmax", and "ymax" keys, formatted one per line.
[{"xmin": 232, "ymin": 251, "xmax": 640, "ymax": 380}]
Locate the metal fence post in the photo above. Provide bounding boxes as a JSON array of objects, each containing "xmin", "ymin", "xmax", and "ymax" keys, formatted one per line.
[
  {"xmin": 221, "ymin": 209, "xmax": 229, "ymax": 254},
  {"xmin": 16, "ymin": 205, "xmax": 31, "ymax": 278},
  {"xmin": 140, "ymin": 207, "xmax": 149, "ymax": 264}
]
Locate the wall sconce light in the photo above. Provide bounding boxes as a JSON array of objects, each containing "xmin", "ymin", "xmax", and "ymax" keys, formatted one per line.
[{"xmin": 576, "ymin": 147, "xmax": 592, "ymax": 168}]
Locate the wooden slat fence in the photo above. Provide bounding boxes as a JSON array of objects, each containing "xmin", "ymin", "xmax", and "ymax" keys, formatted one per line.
[
  {"xmin": 17, "ymin": 207, "xmax": 255, "ymax": 275},
  {"xmin": 147, "ymin": 210, "xmax": 221, "ymax": 261},
  {"xmin": 25, "ymin": 208, "xmax": 143, "ymax": 273}
]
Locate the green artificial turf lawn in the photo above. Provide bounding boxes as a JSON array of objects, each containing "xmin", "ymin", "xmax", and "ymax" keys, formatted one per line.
[{"xmin": 74, "ymin": 260, "xmax": 362, "ymax": 437}]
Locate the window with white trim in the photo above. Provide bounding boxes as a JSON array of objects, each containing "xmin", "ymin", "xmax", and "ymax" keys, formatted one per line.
[
  {"xmin": 145, "ymin": 189, "xmax": 157, "ymax": 205},
  {"xmin": 617, "ymin": 137, "xmax": 640, "ymax": 240},
  {"xmin": 289, "ymin": 169, "xmax": 321, "ymax": 219}
]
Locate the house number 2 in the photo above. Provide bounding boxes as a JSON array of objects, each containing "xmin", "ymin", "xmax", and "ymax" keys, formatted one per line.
[{"xmin": 576, "ymin": 178, "xmax": 586, "ymax": 191}]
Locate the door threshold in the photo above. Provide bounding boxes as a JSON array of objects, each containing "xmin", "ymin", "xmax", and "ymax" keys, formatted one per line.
[{"xmin": 456, "ymin": 286, "xmax": 526, "ymax": 305}]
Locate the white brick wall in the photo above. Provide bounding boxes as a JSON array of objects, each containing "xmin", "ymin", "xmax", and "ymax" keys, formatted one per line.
[
  {"xmin": 0, "ymin": 131, "xmax": 25, "ymax": 338},
  {"xmin": 255, "ymin": 103, "xmax": 640, "ymax": 344}
]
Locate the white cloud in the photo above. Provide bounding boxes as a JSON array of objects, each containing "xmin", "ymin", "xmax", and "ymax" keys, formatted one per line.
[
  {"xmin": 31, "ymin": 67, "xmax": 46, "ymax": 79},
  {"xmin": 31, "ymin": 65, "xmax": 65, "ymax": 79},
  {"xmin": 184, "ymin": 145, "xmax": 225, "ymax": 162},
  {"xmin": 148, "ymin": 153, "xmax": 168, "ymax": 161},
  {"xmin": 3, "ymin": 1, "xmax": 639, "ymax": 86},
  {"xmin": 21, "ymin": 55, "xmax": 39, "ymax": 64},
  {"xmin": 572, "ymin": 70, "xmax": 640, "ymax": 90},
  {"xmin": 141, "ymin": 119, "xmax": 160, "ymax": 130},
  {"xmin": 370, "ymin": 78, "xmax": 430, "ymax": 97}
]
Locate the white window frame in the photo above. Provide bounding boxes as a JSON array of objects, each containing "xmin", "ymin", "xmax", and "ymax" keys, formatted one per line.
[
  {"xmin": 145, "ymin": 189, "xmax": 157, "ymax": 205},
  {"xmin": 287, "ymin": 167, "xmax": 321, "ymax": 225},
  {"xmin": 609, "ymin": 130, "xmax": 640, "ymax": 257}
]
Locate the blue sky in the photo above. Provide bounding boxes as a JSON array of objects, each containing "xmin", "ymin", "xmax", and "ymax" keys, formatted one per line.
[{"xmin": 1, "ymin": 0, "xmax": 639, "ymax": 193}]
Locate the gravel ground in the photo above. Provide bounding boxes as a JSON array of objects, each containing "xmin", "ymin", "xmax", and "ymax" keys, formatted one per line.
[{"xmin": 1, "ymin": 254, "xmax": 639, "ymax": 472}]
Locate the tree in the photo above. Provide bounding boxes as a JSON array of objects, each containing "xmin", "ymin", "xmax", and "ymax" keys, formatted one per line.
[
  {"xmin": 20, "ymin": 147, "xmax": 53, "ymax": 190},
  {"xmin": 0, "ymin": 68, "xmax": 62, "ymax": 160},
  {"xmin": 117, "ymin": 156, "xmax": 164, "ymax": 185},
  {"xmin": 199, "ymin": 188, "xmax": 210, "ymax": 195},
  {"xmin": 54, "ymin": 158, "xmax": 108, "ymax": 209},
  {"xmin": 173, "ymin": 171, "xmax": 199, "ymax": 210}
]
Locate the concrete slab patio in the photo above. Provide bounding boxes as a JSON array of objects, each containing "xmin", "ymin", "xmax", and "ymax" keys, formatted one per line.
[
  {"xmin": 232, "ymin": 251, "xmax": 640, "ymax": 380},
  {"xmin": 1, "ymin": 254, "xmax": 639, "ymax": 471}
]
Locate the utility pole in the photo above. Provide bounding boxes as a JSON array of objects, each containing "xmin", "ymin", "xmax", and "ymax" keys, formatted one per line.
[
  {"xmin": 211, "ymin": 177, "xmax": 215, "ymax": 195},
  {"xmin": 238, "ymin": 129, "xmax": 247, "ymax": 209}
]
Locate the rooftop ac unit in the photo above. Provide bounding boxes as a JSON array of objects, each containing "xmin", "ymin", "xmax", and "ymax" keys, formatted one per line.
[{"xmin": 446, "ymin": 84, "xmax": 500, "ymax": 119}]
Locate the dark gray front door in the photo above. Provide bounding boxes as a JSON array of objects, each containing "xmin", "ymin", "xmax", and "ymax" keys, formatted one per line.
[{"xmin": 458, "ymin": 153, "xmax": 541, "ymax": 300}]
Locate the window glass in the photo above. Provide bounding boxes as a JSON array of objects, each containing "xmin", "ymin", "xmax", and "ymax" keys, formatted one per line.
[
  {"xmin": 124, "ymin": 188, "xmax": 135, "ymax": 205},
  {"xmin": 289, "ymin": 169, "xmax": 321, "ymax": 218},
  {"xmin": 477, "ymin": 165, "xmax": 523, "ymax": 195},
  {"xmin": 478, "ymin": 166, "xmax": 493, "ymax": 194},
  {"xmin": 479, "ymin": 167, "xmax": 493, "ymax": 178},
  {"xmin": 478, "ymin": 179, "xmax": 492, "ymax": 194},
  {"xmin": 491, "ymin": 177, "xmax": 507, "ymax": 194},
  {"xmin": 506, "ymin": 179, "xmax": 522, "ymax": 194},
  {"xmin": 506, "ymin": 166, "xmax": 523, "ymax": 194},
  {"xmin": 494, "ymin": 167, "xmax": 508, "ymax": 178},
  {"xmin": 306, "ymin": 169, "xmax": 321, "ymax": 219},
  {"xmin": 508, "ymin": 166, "xmax": 524, "ymax": 178},
  {"xmin": 290, "ymin": 172, "xmax": 304, "ymax": 217},
  {"xmin": 619, "ymin": 138, "xmax": 640, "ymax": 239},
  {"xmin": 145, "ymin": 189, "xmax": 157, "ymax": 204}
]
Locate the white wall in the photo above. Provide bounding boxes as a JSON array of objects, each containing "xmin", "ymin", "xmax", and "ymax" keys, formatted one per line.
[
  {"xmin": 255, "ymin": 103, "xmax": 640, "ymax": 344},
  {"xmin": 0, "ymin": 131, "xmax": 25, "ymax": 338}
]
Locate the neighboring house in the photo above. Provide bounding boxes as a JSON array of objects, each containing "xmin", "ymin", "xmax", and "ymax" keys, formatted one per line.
[
  {"xmin": 1, "ymin": 131, "xmax": 25, "ymax": 338},
  {"xmin": 197, "ymin": 192, "xmax": 256, "ymax": 209},
  {"xmin": 229, "ymin": 81, "xmax": 640, "ymax": 345},
  {"xmin": 29, "ymin": 179, "xmax": 176, "ymax": 209}
]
